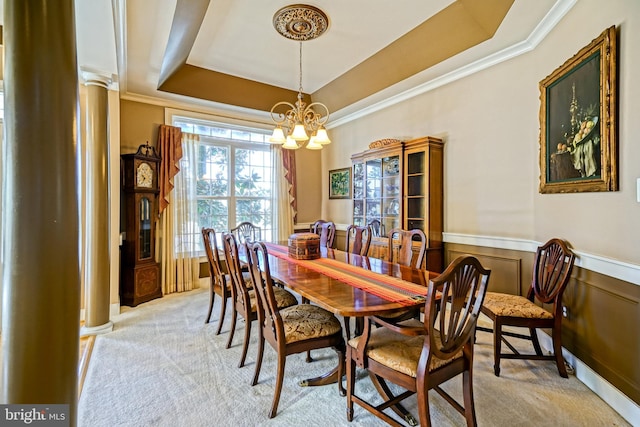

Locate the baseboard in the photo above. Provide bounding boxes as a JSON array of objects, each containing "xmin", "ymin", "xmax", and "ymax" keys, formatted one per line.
[{"xmin": 536, "ymin": 332, "xmax": 640, "ymax": 426}]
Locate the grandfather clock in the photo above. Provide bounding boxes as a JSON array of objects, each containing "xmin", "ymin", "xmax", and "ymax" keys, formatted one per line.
[{"xmin": 121, "ymin": 142, "xmax": 162, "ymax": 306}]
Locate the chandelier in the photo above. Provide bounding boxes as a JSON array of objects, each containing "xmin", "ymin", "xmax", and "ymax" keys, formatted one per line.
[{"xmin": 269, "ymin": 5, "xmax": 331, "ymax": 150}]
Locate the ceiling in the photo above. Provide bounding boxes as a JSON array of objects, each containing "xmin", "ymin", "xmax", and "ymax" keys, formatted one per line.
[{"xmin": 5, "ymin": 0, "xmax": 574, "ymax": 126}]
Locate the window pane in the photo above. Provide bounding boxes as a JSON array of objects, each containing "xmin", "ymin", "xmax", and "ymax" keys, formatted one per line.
[
  {"xmin": 236, "ymin": 199, "xmax": 272, "ymax": 242},
  {"xmin": 197, "ymin": 145, "xmax": 229, "ymax": 196},
  {"xmin": 198, "ymin": 199, "xmax": 228, "ymax": 231},
  {"xmin": 234, "ymin": 148, "xmax": 271, "ymax": 197}
]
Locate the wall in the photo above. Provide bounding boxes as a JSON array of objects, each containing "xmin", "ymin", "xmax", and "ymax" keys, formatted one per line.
[
  {"xmin": 120, "ymin": 99, "xmax": 164, "ymax": 154},
  {"xmin": 325, "ymin": 0, "xmax": 640, "ymax": 264},
  {"xmin": 322, "ymin": 0, "xmax": 640, "ymax": 411}
]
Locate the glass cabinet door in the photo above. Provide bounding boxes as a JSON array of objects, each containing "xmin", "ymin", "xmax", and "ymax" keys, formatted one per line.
[
  {"xmin": 405, "ymin": 150, "xmax": 425, "ymax": 232},
  {"xmin": 365, "ymin": 159, "xmax": 382, "ymax": 227},
  {"xmin": 352, "ymin": 163, "xmax": 365, "ymax": 226},
  {"xmin": 380, "ymin": 156, "xmax": 400, "ymax": 235}
]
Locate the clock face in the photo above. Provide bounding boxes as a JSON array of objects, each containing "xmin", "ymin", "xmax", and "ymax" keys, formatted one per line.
[{"xmin": 136, "ymin": 162, "xmax": 153, "ymax": 188}]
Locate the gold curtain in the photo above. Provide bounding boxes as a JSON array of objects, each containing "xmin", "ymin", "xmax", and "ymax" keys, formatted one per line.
[
  {"xmin": 157, "ymin": 125, "xmax": 183, "ymax": 214},
  {"xmin": 282, "ymin": 149, "xmax": 297, "ymax": 223}
]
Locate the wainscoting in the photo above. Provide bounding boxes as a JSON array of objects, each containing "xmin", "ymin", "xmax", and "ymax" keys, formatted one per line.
[{"xmin": 444, "ymin": 239, "xmax": 640, "ymax": 421}]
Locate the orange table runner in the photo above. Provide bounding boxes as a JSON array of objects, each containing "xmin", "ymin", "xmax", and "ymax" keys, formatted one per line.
[{"xmin": 264, "ymin": 243, "xmax": 428, "ymax": 306}]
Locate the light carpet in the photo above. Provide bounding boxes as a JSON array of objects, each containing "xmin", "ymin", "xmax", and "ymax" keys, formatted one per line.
[{"xmin": 78, "ymin": 288, "xmax": 630, "ymax": 426}]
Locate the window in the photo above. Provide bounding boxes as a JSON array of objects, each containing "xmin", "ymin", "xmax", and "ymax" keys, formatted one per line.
[{"xmin": 173, "ymin": 117, "xmax": 275, "ymax": 245}]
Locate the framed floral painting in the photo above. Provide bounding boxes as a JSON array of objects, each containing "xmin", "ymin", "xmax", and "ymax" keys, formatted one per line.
[
  {"xmin": 539, "ymin": 26, "xmax": 618, "ymax": 193},
  {"xmin": 329, "ymin": 168, "xmax": 351, "ymax": 199}
]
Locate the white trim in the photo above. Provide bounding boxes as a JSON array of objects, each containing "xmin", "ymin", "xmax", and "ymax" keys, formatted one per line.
[
  {"xmin": 164, "ymin": 107, "xmax": 273, "ymax": 131},
  {"xmin": 80, "ymin": 70, "xmax": 113, "ymax": 89},
  {"xmin": 536, "ymin": 333, "xmax": 640, "ymax": 426},
  {"xmin": 443, "ymin": 233, "xmax": 640, "ymax": 286},
  {"xmin": 328, "ymin": 0, "xmax": 577, "ymax": 129},
  {"xmin": 79, "ymin": 320, "xmax": 114, "ymax": 337}
]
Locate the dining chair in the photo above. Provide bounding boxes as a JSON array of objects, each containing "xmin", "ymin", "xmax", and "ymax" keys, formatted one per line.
[
  {"xmin": 346, "ymin": 255, "xmax": 491, "ymax": 427},
  {"xmin": 387, "ymin": 228, "xmax": 427, "ymax": 269},
  {"xmin": 246, "ymin": 241, "xmax": 346, "ymax": 418},
  {"xmin": 201, "ymin": 228, "xmax": 231, "ymax": 333},
  {"xmin": 368, "ymin": 219, "xmax": 382, "ymax": 237},
  {"xmin": 478, "ymin": 238, "xmax": 575, "ymax": 377},
  {"xmin": 231, "ymin": 221, "xmax": 261, "ymax": 244},
  {"xmin": 311, "ymin": 220, "xmax": 336, "ymax": 248},
  {"xmin": 221, "ymin": 233, "xmax": 298, "ymax": 368},
  {"xmin": 345, "ymin": 224, "xmax": 372, "ymax": 256}
]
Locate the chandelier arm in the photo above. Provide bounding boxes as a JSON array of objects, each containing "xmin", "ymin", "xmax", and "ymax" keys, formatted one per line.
[
  {"xmin": 270, "ymin": 101, "xmax": 297, "ymax": 126},
  {"xmin": 304, "ymin": 102, "xmax": 330, "ymax": 127}
]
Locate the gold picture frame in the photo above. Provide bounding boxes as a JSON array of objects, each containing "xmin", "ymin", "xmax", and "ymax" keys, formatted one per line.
[
  {"xmin": 539, "ymin": 26, "xmax": 618, "ymax": 193},
  {"xmin": 329, "ymin": 168, "xmax": 352, "ymax": 199}
]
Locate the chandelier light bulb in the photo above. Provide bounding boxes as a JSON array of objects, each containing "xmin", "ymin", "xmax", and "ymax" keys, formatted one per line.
[
  {"xmin": 282, "ymin": 135, "xmax": 301, "ymax": 150},
  {"xmin": 306, "ymin": 135, "xmax": 323, "ymax": 150},
  {"xmin": 269, "ymin": 126, "xmax": 286, "ymax": 143},
  {"xmin": 314, "ymin": 127, "xmax": 331, "ymax": 145},
  {"xmin": 291, "ymin": 123, "xmax": 309, "ymax": 141}
]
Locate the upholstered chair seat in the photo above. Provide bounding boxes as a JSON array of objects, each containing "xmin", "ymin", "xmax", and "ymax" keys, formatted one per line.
[
  {"xmin": 280, "ymin": 304, "xmax": 342, "ymax": 344},
  {"xmin": 348, "ymin": 319, "xmax": 463, "ymax": 377},
  {"xmin": 482, "ymin": 292, "xmax": 553, "ymax": 319},
  {"xmin": 246, "ymin": 288, "xmax": 298, "ymax": 313}
]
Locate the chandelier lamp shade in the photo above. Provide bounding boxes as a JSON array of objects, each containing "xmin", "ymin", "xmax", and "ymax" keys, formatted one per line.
[{"xmin": 269, "ymin": 5, "xmax": 331, "ymax": 150}]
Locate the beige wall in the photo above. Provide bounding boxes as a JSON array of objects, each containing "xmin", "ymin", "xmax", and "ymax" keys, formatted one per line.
[
  {"xmin": 292, "ymin": 147, "xmax": 322, "ymax": 223},
  {"xmin": 324, "ymin": 0, "xmax": 640, "ymax": 266}
]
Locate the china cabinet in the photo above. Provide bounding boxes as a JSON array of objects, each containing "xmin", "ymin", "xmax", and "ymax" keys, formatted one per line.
[{"xmin": 351, "ymin": 137, "xmax": 443, "ymax": 271}]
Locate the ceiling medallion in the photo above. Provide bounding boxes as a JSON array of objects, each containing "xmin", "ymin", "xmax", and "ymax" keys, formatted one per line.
[{"xmin": 273, "ymin": 4, "xmax": 329, "ymax": 41}]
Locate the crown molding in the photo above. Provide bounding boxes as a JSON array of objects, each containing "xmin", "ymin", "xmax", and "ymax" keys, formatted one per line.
[{"xmin": 328, "ymin": 0, "xmax": 578, "ymax": 129}]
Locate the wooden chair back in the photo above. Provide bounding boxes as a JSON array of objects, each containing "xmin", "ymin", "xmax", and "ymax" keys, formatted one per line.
[
  {"xmin": 312, "ymin": 220, "xmax": 336, "ymax": 248},
  {"xmin": 387, "ymin": 228, "xmax": 426, "ymax": 268},
  {"xmin": 201, "ymin": 227, "xmax": 229, "ymax": 331},
  {"xmin": 345, "ymin": 224, "xmax": 372, "ymax": 256},
  {"xmin": 426, "ymin": 256, "xmax": 491, "ymax": 360},
  {"xmin": 231, "ymin": 221, "xmax": 261, "ymax": 244},
  {"xmin": 530, "ymin": 238, "xmax": 576, "ymax": 307},
  {"xmin": 310, "ymin": 219, "xmax": 328, "ymax": 233},
  {"xmin": 246, "ymin": 242, "xmax": 283, "ymax": 346},
  {"xmin": 221, "ymin": 232, "xmax": 252, "ymax": 317}
]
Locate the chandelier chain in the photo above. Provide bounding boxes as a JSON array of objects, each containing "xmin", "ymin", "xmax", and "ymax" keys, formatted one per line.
[{"xmin": 298, "ymin": 42, "xmax": 303, "ymax": 98}]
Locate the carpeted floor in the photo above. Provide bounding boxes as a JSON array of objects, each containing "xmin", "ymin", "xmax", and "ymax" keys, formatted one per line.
[{"xmin": 78, "ymin": 288, "xmax": 631, "ymax": 427}]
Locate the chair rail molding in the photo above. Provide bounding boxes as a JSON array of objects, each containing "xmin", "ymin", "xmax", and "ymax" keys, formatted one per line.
[{"xmin": 443, "ymin": 233, "xmax": 640, "ymax": 286}]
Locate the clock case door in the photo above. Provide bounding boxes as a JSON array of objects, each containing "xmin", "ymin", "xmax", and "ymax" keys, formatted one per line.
[{"xmin": 121, "ymin": 143, "xmax": 162, "ymax": 306}]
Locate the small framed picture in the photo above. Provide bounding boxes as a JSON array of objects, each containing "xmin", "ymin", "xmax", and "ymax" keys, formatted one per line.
[
  {"xmin": 539, "ymin": 26, "xmax": 618, "ymax": 193},
  {"xmin": 329, "ymin": 168, "xmax": 352, "ymax": 199}
]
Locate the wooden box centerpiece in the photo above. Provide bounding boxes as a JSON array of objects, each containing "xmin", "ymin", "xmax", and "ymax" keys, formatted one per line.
[{"xmin": 288, "ymin": 232, "xmax": 320, "ymax": 260}]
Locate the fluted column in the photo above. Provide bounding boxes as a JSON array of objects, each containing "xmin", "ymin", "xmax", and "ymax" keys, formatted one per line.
[
  {"xmin": 80, "ymin": 72, "xmax": 113, "ymax": 336},
  {"xmin": 1, "ymin": 0, "xmax": 80, "ymax": 423}
]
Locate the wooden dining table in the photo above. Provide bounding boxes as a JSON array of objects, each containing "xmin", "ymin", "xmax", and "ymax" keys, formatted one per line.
[
  {"xmin": 260, "ymin": 243, "xmax": 436, "ymax": 317},
  {"xmin": 245, "ymin": 242, "xmax": 437, "ymax": 377}
]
